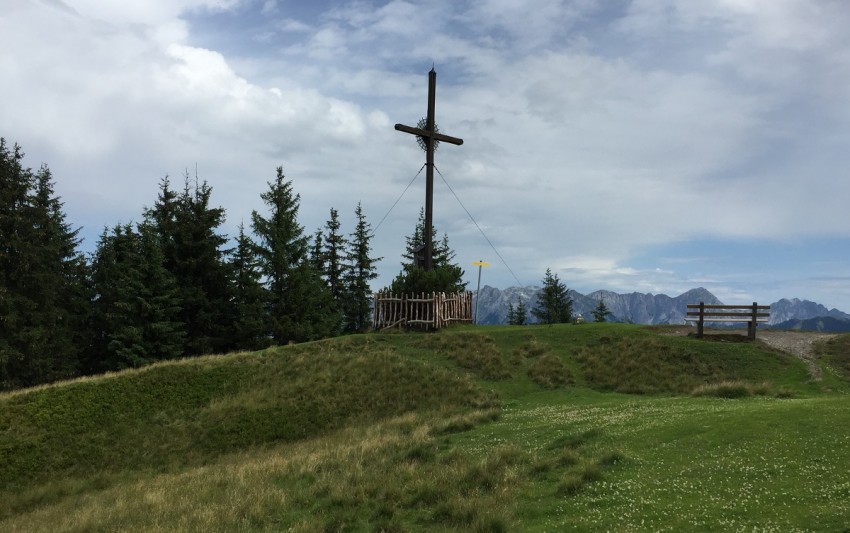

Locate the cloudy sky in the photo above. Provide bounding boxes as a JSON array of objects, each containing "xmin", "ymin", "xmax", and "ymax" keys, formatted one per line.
[{"xmin": 3, "ymin": 0, "xmax": 850, "ymax": 311}]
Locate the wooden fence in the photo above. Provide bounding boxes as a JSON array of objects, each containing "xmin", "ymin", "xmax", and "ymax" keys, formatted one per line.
[{"xmin": 373, "ymin": 291, "xmax": 474, "ymax": 330}]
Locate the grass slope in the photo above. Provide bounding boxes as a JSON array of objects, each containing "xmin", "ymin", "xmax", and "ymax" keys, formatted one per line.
[{"xmin": 2, "ymin": 323, "xmax": 848, "ymax": 531}]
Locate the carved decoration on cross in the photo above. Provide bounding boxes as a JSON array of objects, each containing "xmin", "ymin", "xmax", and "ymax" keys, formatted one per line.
[{"xmin": 395, "ymin": 68, "xmax": 463, "ymax": 272}]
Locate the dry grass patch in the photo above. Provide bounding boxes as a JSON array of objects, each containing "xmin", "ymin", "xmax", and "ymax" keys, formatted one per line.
[
  {"xmin": 512, "ymin": 338, "xmax": 548, "ymax": 359},
  {"xmin": 1, "ymin": 410, "xmax": 516, "ymax": 532},
  {"xmin": 690, "ymin": 380, "xmax": 791, "ymax": 398},
  {"xmin": 527, "ymin": 354, "xmax": 573, "ymax": 389},
  {"xmin": 418, "ymin": 333, "xmax": 511, "ymax": 380}
]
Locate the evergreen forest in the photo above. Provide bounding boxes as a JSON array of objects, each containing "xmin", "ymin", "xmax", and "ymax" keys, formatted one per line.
[{"xmin": 0, "ymin": 138, "xmax": 382, "ymax": 391}]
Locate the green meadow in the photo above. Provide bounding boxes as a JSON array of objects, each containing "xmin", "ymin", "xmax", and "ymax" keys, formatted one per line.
[{"xmin": 2, "ymin": 324, "xmax": 849, "ymax": 532}]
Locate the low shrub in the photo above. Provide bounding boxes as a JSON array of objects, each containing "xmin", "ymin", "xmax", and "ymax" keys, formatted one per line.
[
  {"xmin": 513, "ymin": 338, "xmax": 548, "ymax": 359},
  {"xmin": 430, "ymin": 408, "xmax": 501, "ymax": 436},
  {"xmin": 690, "ymin": 380, "xmax": 773, "ymax": 398},
  {"xmin": 547, "ymin": 429, "xmax": 601, "ymax": 450},
  {"xmin": 556, "ymin": 474, "xmax": 584, "ymax": 496},
  {"xmin": 527, "ymin": 354, "xmax": 572, "ymax": 389},
  {"xmin": 418, "ymin": 333, "xmax": 511, "ymax": 380},
  {"xmin": 530, "ymin": 430, "xmax": 623, "ymax": 499},
  {"xmin": 816, "ymin": 335, "xmax": 850, "ymax": 380},
  {"xmin": 597, "ymin": 450, "xmax": 627, "ymax": 466},
  {"xmin": 575, "ymin": 335, "xmax": 793, "ymax": 395}
]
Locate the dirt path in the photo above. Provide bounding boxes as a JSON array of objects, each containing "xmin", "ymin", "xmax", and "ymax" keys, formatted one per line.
[{"xmin": 757, "ymin": 331, "xmax": 837, "ymax": 381}]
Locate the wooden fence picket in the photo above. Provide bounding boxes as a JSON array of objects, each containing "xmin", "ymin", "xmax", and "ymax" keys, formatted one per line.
[{"xmin": 373, "ymin": 291, "xmax": 473, "ymax": 330}]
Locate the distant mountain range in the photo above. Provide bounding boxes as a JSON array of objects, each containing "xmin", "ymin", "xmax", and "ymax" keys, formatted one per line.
[{"xmin": 473, "ymin": 286, "xmax": 850, "ymax": 332}]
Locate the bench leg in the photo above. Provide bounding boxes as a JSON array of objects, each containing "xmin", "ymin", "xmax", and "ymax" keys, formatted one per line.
[
  {"xmin": 697, "ymin": 319, "xmax": 704, "ymax": 338},
  {"xmin": 748, "ymin": 321, "xmax": 756, "ymax": 340}
]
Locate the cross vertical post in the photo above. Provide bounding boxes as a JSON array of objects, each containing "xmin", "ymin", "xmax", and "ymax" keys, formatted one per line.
[
  {"xmin": 395, "ymin": 68, "xmax": 463, "ymax": 271},
  {"xmin": 424, "ymin": 69, "xmax": 436, "ymax": 271}
]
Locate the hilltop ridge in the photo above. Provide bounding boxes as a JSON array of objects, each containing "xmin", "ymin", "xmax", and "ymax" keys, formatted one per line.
[{"xmin": 3, "ymin": 324, "xmax": 848, "ymax": 531}]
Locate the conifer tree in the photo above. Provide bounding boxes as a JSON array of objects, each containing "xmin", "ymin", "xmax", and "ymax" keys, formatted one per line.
[
  {"xmin": 0, "ymin": 141, "xmax": 30, "ymax": 386},
  {"xmin": 146, "ymin": 177, "xmax": 180, "ymax": 266},
  {"xmin": 388, "ymin": 207, "xmax": 466, "ymax": 294},
  {"xmin": 516, "ymin": 298, "xmax": 528, "ymax": 325},
  {"xmin": 513, "ymin": 298, "xmax": 528, "ymax": 325},
  {"xmin": 592, "ymin": 298, "xmax": 613, "ymax": 322},
  {"xmin": 507, "ymin": 298, "xmax": 528, "ymax": 325},
  {"xmin": 251, "ymin": 167, "xmax": 339, "ymax": 343},
  {"xmin": 310, "ymin": 228, "xmax": 325, "ymax": 275},
  {"xmin": 343, "ymin": 202, "xmax": 380, "ymax": 332},
  {"xmin": 322, "ymin": 207, "xmax": 347, "ymax": 303},
  {"xmin": 1, "ymin": 140, "xmax": 86, "ymax": 388},
  {"xmin": 144, "ymin": 175, "xmax": 232, "ymax": 356},
  {"xmin": 228, "ymin": 223, "xmax": 268, "ymax": 351},
  {"xmin": 1, "ymin": 140, "xmax": 39, "ymax": 388},
  {"xmin": 90, "ymin": 223, "xmax": 184, "ymax": 371},
  {"xmin": 29, "ymin": 166, "xmax": 90, "ymax": 375},
  {"xmin": 531, "ymin": 268, "xmax": 572, "ymax": 325}
]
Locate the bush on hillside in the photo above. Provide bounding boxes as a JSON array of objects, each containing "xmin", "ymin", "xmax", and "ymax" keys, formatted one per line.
[
  {"xmin": 690, "ymin": 380, "xmax": 771, "ymax": 398},
  {"xmin": 527, "ymin": 354, "xmax": 572, "ymax": 389},
  {"xmin": 816, "ymin": 335, "xmax": 850, "ymax": 380},
  {"xmin": 417, "ymin": 333, "xmax": 510, "ymax": 380},
  {"xmin": 576, "ymin": 337, "xmax": 699, "ymax": 394}
]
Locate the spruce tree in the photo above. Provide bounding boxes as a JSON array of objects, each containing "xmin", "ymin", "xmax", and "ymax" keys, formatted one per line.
[
  {"xmin": 388, "ymin": 207, "xmax": 466, "ymax": 294},
  {"xmin": 29, "ymin": 166, "xmax": 89, "ymax": 377},
  {"xmin": 310, "ymin": 228, "xmax": 325, "ymax": 275},
  {"xmin": 251, "ymin": 167, "xmax": 339, "ymax": 343},
  {"xmin": 0, "ymin": 140, "xmax": 30, "ymax": 387},
  {"xmin": 1, "ymin": 140, "xmax": 86, "ymax": 388},
  {"xmin": 146, "ymin": 177, "xmax": 180, "ymax": 267},
  {"xmin": 90, "ymin": 223, "xmax": 184, "ymax": 371},
  {"xmin": 135, "ymin": 223, "xmax": 186, "ymax": 361},
  {"xmin": 144, "ymin": 175, "xmax": 232, "ymax": 356},
  {"xmin": 515, "ymin": 298, "xmax": 528, "ymax": 325},
  {"xmin": 87, "ymin": 226, "xmax": 121, "ymax": 373},
  {"xmin": 507, "ymin": 299, "xmax": 528, "ymax": 325},
  {"xmin": 322, "ymin": 208, "xmax": 347, "ymax": 303},
  {"xmin": 508, "ymin": 298, "xmax": 528, "ymax": 326},
  {"xmin": 343, "ymin": 202, "xmax": 380, "ymax": 332},
  {"xmin": 592, "ymin": 298, "xmax": 612, "ymax": 322},
  {"xmin": 1, "ymin": 140, "xmax": 39, "ymax": 388},
  {"xmin": 531, "ymin": 268, "xmax": 572, "ymax": 325},
  {"xmin": 228, "ymin": 223, "xmax": 268, "ymax": 351}
]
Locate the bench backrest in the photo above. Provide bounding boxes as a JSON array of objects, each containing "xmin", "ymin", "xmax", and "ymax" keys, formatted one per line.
[{"xmin": 686, "ymin": 303, "xmax": 770, "ymax": 319}]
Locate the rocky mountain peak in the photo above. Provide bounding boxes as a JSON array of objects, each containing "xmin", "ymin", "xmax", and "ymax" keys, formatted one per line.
[{"xmin": 472, "ymin": 286, "xmax": 850, "ymax": 328}]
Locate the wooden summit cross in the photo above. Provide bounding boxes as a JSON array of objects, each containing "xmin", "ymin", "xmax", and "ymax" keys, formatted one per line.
[{"xmin": 395, "ymin": 68, "xmax": 463, "ymax": 271}]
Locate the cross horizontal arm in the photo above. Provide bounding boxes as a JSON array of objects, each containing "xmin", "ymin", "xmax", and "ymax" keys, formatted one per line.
[{"xmin": 394, "ymin": 123, "xmax": 464, "ymax": 146}]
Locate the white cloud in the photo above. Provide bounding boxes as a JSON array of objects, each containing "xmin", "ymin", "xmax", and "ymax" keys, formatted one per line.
[
  {"xmin": 276, "ymin": 18, "xmax": 312, "ymax": 33},
  {"xmin": 3, "ymin": 0, "xmax": 850, "ymax": 310},
  {"xmin": 261, "ymin": 0, "xmax": 278, "ymax": 15},
  {"xmin": 66, "ymin": 0, "xmax": 241, "ymax": 25},
  {"xmin": 461, "ymin": 0, "xmax": 596, "ymax": 52}
]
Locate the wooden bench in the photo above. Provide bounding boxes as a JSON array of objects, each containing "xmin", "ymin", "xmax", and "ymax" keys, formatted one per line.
[{"xmin": 685, "ymin": 302, "xmax": 770, "ymax": 340}]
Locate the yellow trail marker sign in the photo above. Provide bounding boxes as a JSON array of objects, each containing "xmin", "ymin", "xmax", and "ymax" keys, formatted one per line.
[{"xmin": 472, "ymin": 260, "xmax": 490, "ymax": 324}]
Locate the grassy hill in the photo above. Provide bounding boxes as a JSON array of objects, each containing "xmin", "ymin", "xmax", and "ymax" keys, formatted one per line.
[{"xmin": 2, "ymin": 324, "xmax": 849, "ymax": 531}]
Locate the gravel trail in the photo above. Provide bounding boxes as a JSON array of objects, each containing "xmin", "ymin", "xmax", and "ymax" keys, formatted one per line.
[{"xmin": 757, "ymin": 331, "xmax": 837, "ymax": 381}]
